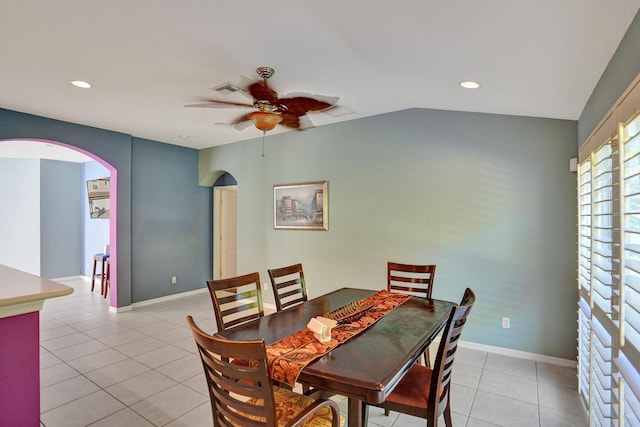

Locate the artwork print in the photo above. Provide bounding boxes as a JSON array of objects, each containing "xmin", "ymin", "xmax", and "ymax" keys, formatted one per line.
[
  {"xmin": 274, "ymin": 181, "xmax": 328, "ymax": 230},
  {"xmin": 87, "ymin": 178, "xmax": 110, "ymax": 219}
]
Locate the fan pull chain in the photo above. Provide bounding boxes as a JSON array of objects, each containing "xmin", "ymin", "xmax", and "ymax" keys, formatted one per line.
[{"xmin": 261, "ymin": 131, "xmax": 266, "ymax": 157}]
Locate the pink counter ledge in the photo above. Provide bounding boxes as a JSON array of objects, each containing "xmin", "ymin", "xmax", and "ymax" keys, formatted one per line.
[{"xmin": 0, "ymin": 264, "xmax": 74, "ymax": 427}]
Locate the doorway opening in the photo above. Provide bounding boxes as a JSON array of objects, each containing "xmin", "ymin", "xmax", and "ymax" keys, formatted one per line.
[
  {"xmin": 213, "ymin": 173, "xmax": 237, "ymax": 280},
  {"xmin": 0, "ymin": 139, "xmax": 118, "ymax": 307}
]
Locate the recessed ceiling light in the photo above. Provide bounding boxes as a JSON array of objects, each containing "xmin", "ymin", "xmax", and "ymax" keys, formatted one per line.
[
  {"xmin": 70, "ymin": 80, "xmax": 92, "ymax": 89},
  {"xmin": 459, "ymin": 80, "xmax": 480, "ymax": 89}
]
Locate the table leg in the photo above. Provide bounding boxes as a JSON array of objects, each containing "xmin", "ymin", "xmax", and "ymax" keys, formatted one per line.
[{"xmin": 348, "ymin": 398, "xmax": 366, "ymax": 427}]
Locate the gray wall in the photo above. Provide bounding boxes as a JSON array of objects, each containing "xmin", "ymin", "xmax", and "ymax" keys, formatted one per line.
[
  {"xmin": 200, "ymin": 108, "xmax": 578, "ymax": 359},
  {"xmin": 0, "ymin": 158, "xmax": 40, "ymax": 274},
  {"xmin": 40, "ymin": 160, "xmax": 83, "ymax": 278},
  {"xmin": 0, "ymin": 159, "xmax": 84, "ymax": 279}
]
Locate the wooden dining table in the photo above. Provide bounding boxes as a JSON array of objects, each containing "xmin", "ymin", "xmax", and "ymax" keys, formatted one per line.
[{"xmin": 219, "ymin": 287, "xmax": 456, "ymax": 427}]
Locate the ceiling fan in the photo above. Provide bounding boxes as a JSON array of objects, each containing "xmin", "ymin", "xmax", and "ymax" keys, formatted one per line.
[{"xmin": 185, "ymin": 67, "xmax": 339, "ymax": 133}]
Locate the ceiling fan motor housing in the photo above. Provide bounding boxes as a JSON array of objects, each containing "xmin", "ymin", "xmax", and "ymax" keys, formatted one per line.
[{"xmin": 256, "ymin": 66, "xmax": 275, "ymax": 80}]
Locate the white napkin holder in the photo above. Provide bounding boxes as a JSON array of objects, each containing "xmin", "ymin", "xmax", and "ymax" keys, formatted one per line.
[{"xmin": 307, "ymin": 316, "xmax": 338, "ymax": 343}]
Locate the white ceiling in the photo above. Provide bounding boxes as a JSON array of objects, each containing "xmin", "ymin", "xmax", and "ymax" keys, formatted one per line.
[
  {"xmin": 0, "ymin": 141, "xmax": 92, "ymax": 163},
  {"xmin": 1, "ymin": 0, "xmax": 640, "ymax": 157}
]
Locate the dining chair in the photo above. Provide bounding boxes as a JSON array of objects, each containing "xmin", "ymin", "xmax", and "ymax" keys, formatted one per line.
[
  {"xmin": 368, "ymin": 288, "xmax": 476, "ymax": 427},
  {"xmin": 268, "ymin": 263, "xmax": 308, "ymax": 311},
  {"xmin": 387, "ymin": 262, "xmax": 437, "ymax": 299},
  {"xmin": 206, "ymin": 272, "xmax": 264, "ymax": 333},
  {"xmin": 187, "ymin": 315, "xmax": 343, "ymax": 427},
  {"xmin": 388, "ymin": 262, "xmax": 437, "ymax": 368}
]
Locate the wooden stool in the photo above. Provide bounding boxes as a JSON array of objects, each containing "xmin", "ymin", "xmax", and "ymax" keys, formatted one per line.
[
  {"xmin": 91, "ymin": 253, "xmax": 109, "ymax": 292},
  {"xmin": 102, "ymin": 259, "xmax": 110, "ymax": 298}
]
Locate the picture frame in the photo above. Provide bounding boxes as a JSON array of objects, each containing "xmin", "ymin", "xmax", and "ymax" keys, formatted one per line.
[
  {"xmin": 87, "ymin": 177, "xmax": 110, "ymax": 219},
  {"xmin": 274, "ymin": 181, "xmax": 328, "ymax": 230}
]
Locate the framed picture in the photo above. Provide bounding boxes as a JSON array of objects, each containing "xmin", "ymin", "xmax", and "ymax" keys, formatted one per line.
[
  {"xmin": 87, "ymin": 177, "xmax": 110, "ymax": 219},
  {"xmin": 274, "ymin": 181, "xmax": 328, "ymax": 230}
]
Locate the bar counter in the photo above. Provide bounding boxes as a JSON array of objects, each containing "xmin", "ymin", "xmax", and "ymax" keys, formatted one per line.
[{"xmin": 0, "ymin": 264, "xmax": 73, "ymax": 426}]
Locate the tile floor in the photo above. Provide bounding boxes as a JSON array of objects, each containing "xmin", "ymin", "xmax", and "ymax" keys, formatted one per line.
[{"xmin": 39, "ymin": 277, "xmax": 588, "ymax": 426}]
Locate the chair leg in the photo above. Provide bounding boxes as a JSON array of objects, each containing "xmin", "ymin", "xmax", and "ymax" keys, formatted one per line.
[
  {"xmin": 362, "ymin": 403, "xmax": 369, "ymax": 426},
  {"xmin": 100, "ymin": 258, "xmax": 106, "ymax": 288},
  {"xmin": 91, "ymin": 258, "xmax": 97, "ymax": 291},
  {"xmin": 102, "ymin": 261, "xmax": 110, "ymax": 298},
  {"xmin": 443, "ymin": 395, "xmax": 453, "ymax": 427}
]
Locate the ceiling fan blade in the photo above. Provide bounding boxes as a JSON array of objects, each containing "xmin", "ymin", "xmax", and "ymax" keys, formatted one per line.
[
  {"xmin": 249, "ymin": 82, "xmax": 278, "ymax": 103},
  {"xmin": 184, "ymin": 99, "xmax": 254, "ymax": 109},
  {"xmin": 279, "ymin": 113, "xmax": 315, "ymax": 130},
  {"xmin": 231, "ymin": 113, "xmax": 255, "ymax": 130},
  {"xmin": 279, "ymin": 113, "xmax": 300, "ymax": 129},
  {"xmin": 277, "ymin": 97, "xmax": 336, "ymax": 115},
  {"xmin": 283, "ymin": 93, "xmax": 339, "ymax": 106}
]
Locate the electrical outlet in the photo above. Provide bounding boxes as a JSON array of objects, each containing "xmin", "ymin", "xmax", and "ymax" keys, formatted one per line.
[
  {"xmin": 502, "ymin": 317, "xmax": 510, "ymax": 329},
  {"xmin": 263, "ymin": 282, "xmax": 270, "ymax": 291},
  {"xmin": 171, "ymin": 276, "xmax": 177, "ymax": 284}
]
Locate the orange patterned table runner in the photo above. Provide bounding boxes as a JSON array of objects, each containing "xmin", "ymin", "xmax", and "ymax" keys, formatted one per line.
[{"xmin": 265, "ymin": 289, "xmax": 412, "ymax": 388}]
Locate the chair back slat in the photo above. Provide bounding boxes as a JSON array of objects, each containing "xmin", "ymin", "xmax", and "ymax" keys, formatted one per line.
[
  {"xmin": 429, "ymin": 288, "xmax": 475, "ymax": 420},
  {"xmin": 268, "ymin": 263, "xmax": 309, "ymax": 311},
  {"xmin": 206, "ymin": 272, "xmax": 264, "ymax": 332},
  {"xmin": 387, "ymin": 262, "xmax": 436, "ymax": 299}
]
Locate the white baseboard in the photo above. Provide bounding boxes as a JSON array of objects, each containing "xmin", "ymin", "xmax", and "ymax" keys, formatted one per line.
[
  {"xmin": 112, "ymin": 287, "xmax": 280, "ymax": 314},
  {"xmin": 53, "ymin": 275, "xmax": 88, "ymax": 282},
  {"xmin": 429, "ymin": 337, "xmax": 576, "ymax": 367},
  {"xmin": 460, "ymin": 341, "xmax": 576, "ymax": 367},
  {"xmin": 131, "ymin": 287, "xmax": 209, "ymax": 308}
]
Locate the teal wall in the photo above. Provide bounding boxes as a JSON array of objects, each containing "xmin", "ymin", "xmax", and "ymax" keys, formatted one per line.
[
  {"xmin": 131, "ymin": 138, "xmax": 211, "ymax": 301},
  {"xmin": 200, "ymin": 108, "xmax": 579, "ymax": 359}
]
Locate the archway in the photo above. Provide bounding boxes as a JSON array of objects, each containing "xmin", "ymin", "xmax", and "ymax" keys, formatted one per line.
[{"xmin": 0, "ymin": 138, "xmax": 119, "ymax": 307}]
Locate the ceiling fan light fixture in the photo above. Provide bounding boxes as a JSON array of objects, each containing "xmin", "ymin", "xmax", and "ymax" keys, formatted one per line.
[{"xmin": 249, "ymin": 111, "xmax": 282, "ymax": 131}]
